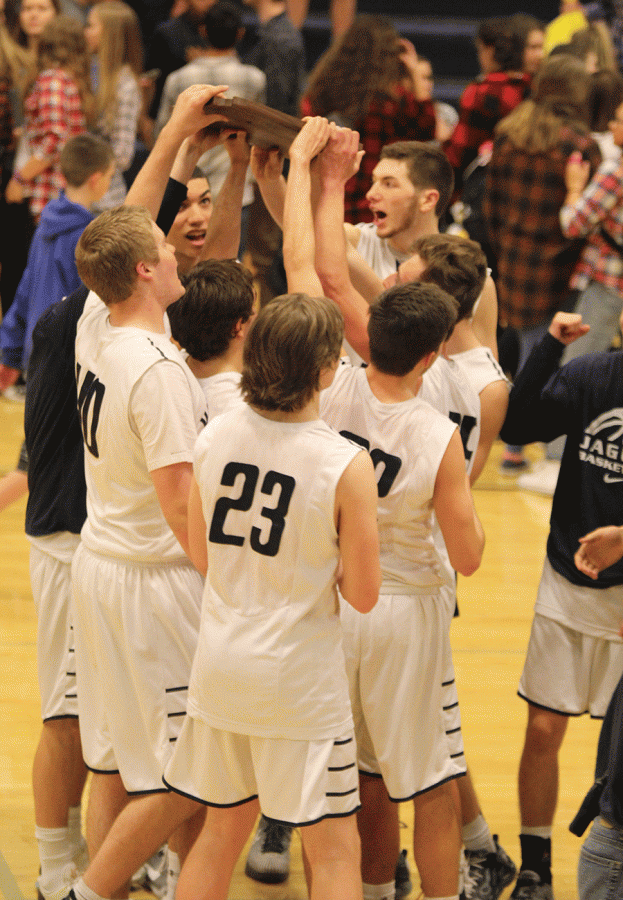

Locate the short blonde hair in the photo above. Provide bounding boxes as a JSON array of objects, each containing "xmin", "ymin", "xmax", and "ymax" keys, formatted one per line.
[
  {"xmin": 75, "ymin": 206, "xmax": 158, "ymax": 305},
  {"xmin": 241, "ymin": 293, "xmax": 344, "ymax": 412}
]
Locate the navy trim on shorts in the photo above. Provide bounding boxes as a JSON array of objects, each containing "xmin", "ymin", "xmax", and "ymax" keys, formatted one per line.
[
  {"xmin": 333, "ymin": 736, "xmax": 353, "ymax": 746},
  {"xmin": 163, "ymin": 775, "xmax": 258, "ymax": 808},
  {"xmin": 165, "ymin": 685, "xmax": 188, "ymax": 693},
  {"xmin": 269, "ymin": 806, "xmax": 362, "ymax": 828},
  {"xmin": 326, "ymin": 787, "xmax": 358, "ymax": 797},
  {"xmin": 42, "ymin": 713, "xmax": 79, "ymax": 722},
  {"xmin": 518, "ymin": 691, "xmax": 606, "ymax": 720},
  {"xmin": 127, "ymin": 786, "xmax": 170, "ymax": 797},
  {"xmin": 517, "ymin": 691, "xmax": 578, "ymax": 717},
  {"xmin": 85, "ymin": 764, "xmax": 120, "ymax": 775},
  {"xmin": 384, "ymin": 769, "xmax": 467, "ymax": 803},
  {"xmin": 328, "ymin": 762, "xmax": 356, "ymax": 772}
]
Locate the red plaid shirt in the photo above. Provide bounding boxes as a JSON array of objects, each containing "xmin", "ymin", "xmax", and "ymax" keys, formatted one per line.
[
  {"xmin": 301, "ymin": 87, "xmax": 436, "ymax": 224},
  {"xmin": 24, "ymin": 68, "xmax": 86, "ymax": 218},
  {"xmin": 484, "ymin": 126, "xmax": 602, "ymax": 329},
  {"xmin": 444, "ymin": 71, "xmax": 531, "ymax": 187}
]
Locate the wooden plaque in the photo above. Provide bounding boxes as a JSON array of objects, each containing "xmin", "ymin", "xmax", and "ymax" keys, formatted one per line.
[{"xmin": 203, "ymin": 95, "xmax": 303, "ymax": 152}]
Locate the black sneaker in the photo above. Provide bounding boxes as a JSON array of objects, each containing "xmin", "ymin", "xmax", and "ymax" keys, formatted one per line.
[
  {"xmin": 244, "ymin": 815, "xmax": 292, "ymax": 884},
  {"xmin": 509, "ymin": 870, "xmax": 553, "ymax": 900},
  {"xmin": 463, "ymin": 836, "xmax": 518, "ymax": 900},
  {"xmin": 395, "ymin": 848, "xmax": 412, "ymax": 898}
]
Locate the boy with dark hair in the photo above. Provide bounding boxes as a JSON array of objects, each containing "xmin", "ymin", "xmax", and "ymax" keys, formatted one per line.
[
  {"xmin": 168, "ymin": 258, "xmax": 254, "ymax": 416},
  {"xmin": 0, "ymin": 133, "xmax": 114, "ymax": 392}
]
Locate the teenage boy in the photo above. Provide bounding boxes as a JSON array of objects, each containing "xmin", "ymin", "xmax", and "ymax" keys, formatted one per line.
[
  {"xmin": 167, "ymin": 258, "xmax": 254, "ymax": 415},
  {"xmin": 0, "ymin": 134, "xmax": 114, "ymax": 392},
  {"xmin": 71, "ymin": 205, "xmax": 209, "ymax": 878},
  {"xmin": 500, "ymin": 310, "xmax": 623, "ymax": 900}
]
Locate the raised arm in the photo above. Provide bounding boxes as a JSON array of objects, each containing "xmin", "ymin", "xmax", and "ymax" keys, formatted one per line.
[
  {"xmin": 500, "ymin": 313, "xmax": 590, "ymax": 446},
  {"xmin": 283, "ymin": 116, "xmax": 330, "ymax": 295},
  {"xmin": 250, "ymin": 146, "xmax": 287, "ymax": 229},
  {"xmin": 201, "ymin": 130, "xmax": 251, "ymax": 261},
  {"xmin": 315, "ymin": 127, "xmax": 371, "ymax": 360},
  {"xmin": 125, "ymin": 83, "xmax": 229, "ymax": 219}
]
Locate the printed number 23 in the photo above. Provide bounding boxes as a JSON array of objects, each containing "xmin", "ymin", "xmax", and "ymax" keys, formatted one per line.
[{"xmin": 209, "ymin": 462, "xmax": 295, "ymax": 557}]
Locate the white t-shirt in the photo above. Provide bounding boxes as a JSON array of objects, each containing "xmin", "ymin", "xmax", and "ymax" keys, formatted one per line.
[
  {"xmin": 187, "ymin": 404, "xmax": 361, "ymax": 739},
  {"xmin": 321, "ymin": 363, "xmax": 456, "ymax": 594},
  {"xmin": 75, "ymin": 291, "xmax": 208, "ymax": 563}
]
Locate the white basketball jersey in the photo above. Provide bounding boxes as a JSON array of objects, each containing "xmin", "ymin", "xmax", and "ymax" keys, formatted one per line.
[
  {"xmin": 188, "ymin": 404, "xmax": 361, "ymax": 740},
  {"xmin": 452, "ymin": 346, "xmax": 508, "ymax": 399},
  {"xmin": 355, "ymin": 222, "xmax": 409, "ymax": 281},
  {"xmin": 197, "ymin": 371, "xmax": 245, "ymax": 419},
  {"xmin": 321, "ymin": 364, "xmax": 456, "ymax": 593},
  {"xmin": 420, "ymin": 356, "xmax": 481, "ymax": 477},
  {"xmin": 75, "ymin": 291, "xmax": 208, "ymax": 562}
]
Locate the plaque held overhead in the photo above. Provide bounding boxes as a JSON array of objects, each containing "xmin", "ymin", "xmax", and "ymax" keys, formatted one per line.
[{"xmin": 203, "ymin": 96, "xmax": 303, "ymax": 152}]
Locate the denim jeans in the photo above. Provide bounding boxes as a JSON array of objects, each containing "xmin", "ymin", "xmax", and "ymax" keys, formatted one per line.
[{"xmin": 578, "ymin": 817, "xmax": 623, "ymax": 900}]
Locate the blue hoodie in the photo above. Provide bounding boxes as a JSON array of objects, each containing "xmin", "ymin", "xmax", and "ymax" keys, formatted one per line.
[{"xmin": 1, "ymin": 191, "xmax": 93, "ymax": 371}]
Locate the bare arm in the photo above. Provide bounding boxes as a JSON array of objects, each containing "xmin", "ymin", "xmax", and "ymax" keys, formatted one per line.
[
  {"xmin": 201, "ymin": 130, "xmax": 251, "ymax": 261},
  {"xmin": 315, "ymin": 128, "xmax": 371, "ymax": 360},
  {"xmin": 187, "ymin": 474, "xmax": 208, "ymax": 577},
  {"xmin": 471, "ymin": 274, "xmax": 499, "ymax": 359},
  {"xmin": 347, "ymin": 240, "xmax": 385, "ymax": 304},
  {"xmin": 125, "ymin": 83, "xmax": 229, "ymax": 218},
  {"xmin": 433, "ymin": 430, "xmax": 484, "ymax": 576},
  {"xmin": 150, "ymin": 461, "xmax": 194, "ymax": 559},
  {"xmin": 335, "ymin": 450, "xmax": 381, "ymax": 613},
  {"xmin": 251, "ymin": 146, "xmax": 287, "ymax": 229},
  {"xmin": 469, "ymin": 379, "xmax": 509, "ymax": 485},
  {"xmin": 0, "ymin": 469, "xmax": 28, "ymax": 513},
  {"xmin": 283, "ymin": 116, "xmax": 330, "ymax": 295}
]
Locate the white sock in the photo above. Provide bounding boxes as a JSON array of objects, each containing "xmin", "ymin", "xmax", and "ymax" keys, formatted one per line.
[
  {"xmin": 73, "ymin": 877, "xmax": 109, "ymax": 900},
  {"xmin": 165, "ymin": 849, "xmax": 180, "ymax": 900},
  {"xmin": 462, "ymin": 814, "xmax": 496, "ymax": 854},
  {"xmin": 362, "ymin": 881, "xmax": 396, "ymax": 900},
  {"xmin": 35, "ymin": 825, "xmax": 74, "ymax": 882},
  {"xmin": 67, "ymin": 806, "xmax": 88, "ymax": 870},
  {"xmin": 67, "ymin": 807, "xmax": 82, "ymax": 844},
  {"xmin": 521, "ymin": 826, "xmax": 552, "ymax": 839}
]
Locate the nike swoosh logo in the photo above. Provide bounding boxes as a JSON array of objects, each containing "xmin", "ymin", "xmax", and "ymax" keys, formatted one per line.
[{"xmin": 604, "ymin": 473, "xmax": 623, "ymax": 483}]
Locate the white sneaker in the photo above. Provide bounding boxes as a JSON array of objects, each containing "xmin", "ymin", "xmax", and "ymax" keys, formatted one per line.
[
  {"xmin": 36, "ymin": 863, "xmax": 78, "ymax": 900},
  {"xmin": 517, "ymin": 460, "xmax": 560, "ymax": 497}
]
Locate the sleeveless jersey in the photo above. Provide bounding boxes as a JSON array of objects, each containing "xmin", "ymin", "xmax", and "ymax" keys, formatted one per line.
[
  {"xmin": 197, "ymin": 371, "xmax": 244, "ymax": 419},
  {"xmin": 420, "ymin": 356, "xmax": 481, "ymax": 477},
  {"xmin": 188, "ymin": 404, "xmax": 361, "ymax": 740},
  {"xmin": 355, "ymin": 222, "xmax": 409, "ymax": 281},
  {"xmin": 452, "ymin": 345, "xmax": 508, "ymax": 400},
  {"xmin": 320, "ymin": 364, "xmax": 456, "ymax": 594},
  {"xmin": 75, "ymin": 291, "xmax": 208, "ymax": 562}
]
